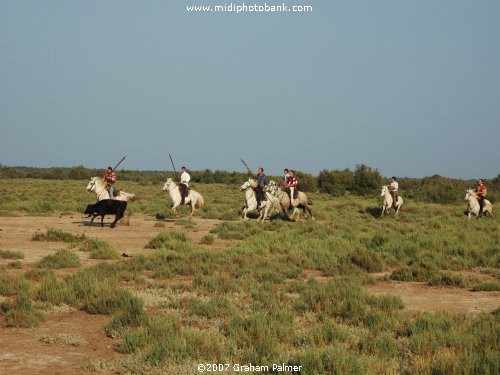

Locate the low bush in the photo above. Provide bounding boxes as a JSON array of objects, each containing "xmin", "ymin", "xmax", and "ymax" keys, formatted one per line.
[
  {"xmin": 37, "ymin": 249, "xmax": 81, "ymax": 269},
  {"xmin": 0, "ymin": 249, "xmax": 24, "ymax": 259}
]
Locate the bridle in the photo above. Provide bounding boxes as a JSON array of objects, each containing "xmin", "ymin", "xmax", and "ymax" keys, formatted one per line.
[{"xmin": 163, "ymin": 180, "xmax": 177, "ymax": 193}]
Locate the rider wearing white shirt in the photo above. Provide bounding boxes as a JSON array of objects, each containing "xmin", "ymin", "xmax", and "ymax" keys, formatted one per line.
[
  {"xmin": 180, "ymin": 167, "xmax": 190, "ymax": 204},
  {"xmin": 390, "ymin": 177, "xmax": 399, "ymax": 207}
]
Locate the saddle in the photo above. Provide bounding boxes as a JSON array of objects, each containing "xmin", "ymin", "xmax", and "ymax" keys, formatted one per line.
[{"xmin": 178, "ymin": 186, "xmax": 190, "ymax": 197}]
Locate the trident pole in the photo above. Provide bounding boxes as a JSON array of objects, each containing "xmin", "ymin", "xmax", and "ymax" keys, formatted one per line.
[
  {"xmin": 112, "ymin": 156, "xmax": 126, "ymax": 171},
  {"xmin": 241, "ymin": 158, "xmax": 253, "ymax": 176},
  {"xmin": 169, "ymin": 154, "xmax": 179, "ymax": 181}
]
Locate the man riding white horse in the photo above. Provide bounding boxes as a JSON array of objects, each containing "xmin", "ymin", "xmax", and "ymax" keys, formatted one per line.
[
  {"xmin": 240, "ymin": 177, "xmax": 278, "ymax": 222},
  {"xmin": 180, "ymin": 166, "xmax": 190, "ymax": 205},
  {"xmin": 268, "ymin": 179, "xmax": 314, "ymax": 221},
  {"xmin": 162, "ymin": 176, "xmax": 204, "ymax": 218},
  {"xmin": 286, "ymin": 170, "xmax": 298, "ymax": 209},
  {"xmin": 465, "ymin": 181, "xmax": 494, "ymax": 220},
  {"xmin": 254, "ymin": 167, "xmax": 267, "ymax": 209},
  {"xmin": 390, "ymin": 177, "xmax": 399, "ymax": 208},
  {"xmin": 103, "ymin": 167, "xmax": 117, "ymax": 200},
  {"xmin": 380, "ymin": 183, "xmax": 403, "ymax": 219},
  {"xmin": 475, "ymin": 179, "xmax": 487, "ymax": 217}
]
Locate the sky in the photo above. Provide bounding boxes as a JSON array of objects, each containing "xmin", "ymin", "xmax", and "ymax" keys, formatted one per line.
[{"xmin": 1, "ymin": 0, "xmax": 499, "ymax": 178}]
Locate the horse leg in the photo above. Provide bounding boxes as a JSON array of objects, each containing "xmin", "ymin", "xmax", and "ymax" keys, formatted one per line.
[
  {"xmin": 261, "ymin": 204, "xmax": 271, "ymax": 224},
  {"xmin": 380, "ymin": 205, "xmax": 385, "ymax": 218},
  {"xmin": 171, "ymin": 201, "xmax": 180, "ymax": 218},
  {"xmin": 394, "ymin": 205, "xmax": 400, "ymax": 219},
  {"xmin": 189, "ymin": 202, "xmax": 195, "ymax": 219},
  {"xmin": 304, "ymin": 204, "xmax": 314, "ymax": 220}
]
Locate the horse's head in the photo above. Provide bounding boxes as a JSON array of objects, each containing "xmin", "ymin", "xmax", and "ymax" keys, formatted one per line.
[
  {"xmin": 248, "ymin": 177, "xmax": 258, "ymax": 188},
  {"xmin": 86, "ymin": 177, "xmax": 100, "ymax": 192},
  {"xmin": 240, "ymin": 180, "xmax": 252, "ymax": 191},
  {"xmin": 465, "ymin": 189, "xmax": 476, "ymax": 201},
  {"xmin": 268, "ymin": 182, "xmax": 278, "ymax": 195},
  {"xmin": 163, "ymin": 178, "xmax": 174, "ymax": 192},
  {"xmin": 380, "ymin": 185, "xmax": 389, "ymax": 196}
]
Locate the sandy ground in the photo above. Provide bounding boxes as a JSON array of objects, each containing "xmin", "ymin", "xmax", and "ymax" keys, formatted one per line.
[
  {"xmin": 0, "ymin": 311, "xmax": 116, "ymax": 375},
  {"xmin": 0, "ymin": 213, "xmax": 227, "ymax": 266},
  {"xmin": 300, "ymin": 270, "xmax": 500, "ymax": 315},
  {"xmin": 0, "ymin": 214, "xmax": 225, "ymax": 374},
  {"xmin": 0, "ymin": 214, "xmax": 499, "ymax": 373},
  {"xmin": 365, "ymin": 280, "xmax": 500, "ymax": 314}
]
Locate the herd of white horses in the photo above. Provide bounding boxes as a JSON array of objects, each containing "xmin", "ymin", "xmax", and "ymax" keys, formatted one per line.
[{"xmin": 85, "ymin": 176, "xmax": 494, "ymax": 224}]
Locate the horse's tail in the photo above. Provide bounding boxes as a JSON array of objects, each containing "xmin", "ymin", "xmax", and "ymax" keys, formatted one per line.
[{"xmin": 195, "ymin": 193, "xmax": 205, "ymax": 208}]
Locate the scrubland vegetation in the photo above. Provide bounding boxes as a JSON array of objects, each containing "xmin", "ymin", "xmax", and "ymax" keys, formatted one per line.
[{"xmin": 0, "ymin": 172, "xmax": 498, "ymax": 374}]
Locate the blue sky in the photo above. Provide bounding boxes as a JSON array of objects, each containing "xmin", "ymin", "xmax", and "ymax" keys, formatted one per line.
[{"xmin": 1, "ymin": 0, "xmax": 499, "ymax": 178}]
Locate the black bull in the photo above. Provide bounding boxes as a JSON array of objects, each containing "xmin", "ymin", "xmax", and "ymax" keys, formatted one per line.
[{"xmin": 84, "ymin": 200, "xmax": 127, "ymax": 228}]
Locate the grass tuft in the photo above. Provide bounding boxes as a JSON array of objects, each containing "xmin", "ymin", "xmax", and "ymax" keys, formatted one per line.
[
  {"xmin": 38, "ymin": 249, "xmax": 81, "ymax": 269},
  {"xmin": 0, "ymin": 249, "xmax": 24, "ymax": 259}
]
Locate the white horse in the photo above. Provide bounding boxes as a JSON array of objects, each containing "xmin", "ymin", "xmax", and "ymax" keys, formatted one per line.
[
  {"xmin": 162, "ymin": 178, "xmax": 205, "ymax": 218},
  {"xmin": 465, "ymin": 189, "xmax": 494, "ymax": 220},
  {"xmin": 86, "ymin": 177, "xmax": 137, "ymax": 202},
  {"xmin": 240, "ymin": 178, "xmax": 280, "ymax": 223},
  {"xmin": 268, "ymin": 180, "xmax": 314, "ymax": 222},
  {"xmin": 380, "ymin": 185, "xmax": 403, "ymax": 218}
]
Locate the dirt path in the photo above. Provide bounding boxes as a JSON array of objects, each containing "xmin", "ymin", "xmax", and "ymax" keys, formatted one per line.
[
  {"xmin": 365, "ymin": 280, "xmax": 500, "ymax": 314},
  {"xmin": 0, "ymin": 214, "xmax": 227, "ymax": 266},
  {"xmin": 298, "ymin": 269, "xmax": 499, "ymax": 315},
  {"xmin": 0, "ymin": 311, "xmax": 116, "ymax": 375},
  {"xmin": 0, "ymin": 213, "xmax": 231, "ymax": 374}
]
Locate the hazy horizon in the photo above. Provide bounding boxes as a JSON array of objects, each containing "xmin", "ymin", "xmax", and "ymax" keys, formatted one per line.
[
  {"xmin": 1, "ymin": 1, "xmax": 499, "ymax": 179},
  {"xmin": 1, "ymin": 161, "xmax": 498, "ymax": 180}
]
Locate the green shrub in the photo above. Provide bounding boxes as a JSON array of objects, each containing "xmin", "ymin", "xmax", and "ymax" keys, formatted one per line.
[
  {"xmin": 352, "ymin": 164, "xmax": 384, "ymax": 196},
  {"xmin": 472, "ymin": 281, "xmax": 500, "ymax": 291},
  {"xmin": 90, "ymin": 247, "xmax": 119, "ymax": 260},
  {"xmin": 38, "ymin": 249, "xmax": 81, "ymax": 269},
  {"xmin": 0, "ymin": 249, "xmax": 24, "ymax": 259},
  {"xmin": 4, "ymin": 287, "xmax": 44, "ymax": 328},
  {"xmin": 37, "ymin": 272, "xmax": 75, "ymax": 305},
  {"xmin": 144, "ymin": 231, "xmax": 190, "ymax": 250},
  {"xmin": 0, "ymin": 274, "xmax": 26, "ymax": 296},
  {"xmin": 200, "ymin": 234, "xmax": 215, "ymax": 245},
  {"xmin": 32, "ymin": 228, "xmax": 83, "ymax": 243},
  {"xmin": 7, "ymin": 260, "xmax": 22, "ymax": 269},
  {"xmin": 318, "ymin": 168, "xmax": 355, "ymax": 196}
]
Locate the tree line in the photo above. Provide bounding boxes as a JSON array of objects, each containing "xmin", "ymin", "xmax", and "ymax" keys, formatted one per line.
[{"xmin": 0, "ymin": 163, "xmax": 498, "ymax": 204}]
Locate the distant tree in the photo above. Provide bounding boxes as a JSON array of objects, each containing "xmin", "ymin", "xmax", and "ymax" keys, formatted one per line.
[
  {"xmin": 318, "ymin": 169, "xmax": 354, "ymax": 196},
  {"xmin": 352, "ymin": 164, "xmax": 383, "ymax": 195},
  {"xmin": 67, "ymin": 165, "xmax": 91, "ymax": 180},
  {"xmin": 294, "ymin": 171, "xmax": 317, "ymax": 192}
]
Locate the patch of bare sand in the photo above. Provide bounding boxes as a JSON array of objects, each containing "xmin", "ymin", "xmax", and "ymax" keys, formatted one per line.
[
  {"xmin": 293, "ymin": 269, "xmax": 499, "ymax": 314},
  {"xmin": 0, "ymin": 214, "xmax": 228, "ymax": 266},
  {"xmin": 365, "ymin": 280, "xmax": 500, "ymax": 314},
  {"xmin": 0, "ymin": 311, "xmax": 118, "ymax": 375}
]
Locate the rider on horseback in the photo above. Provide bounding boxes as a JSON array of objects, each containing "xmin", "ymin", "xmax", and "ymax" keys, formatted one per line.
[
  {"xmin": 103, "ymin": 167, "xmax": 117, "ymax": 200},
  {"xmin": 254, "ymin": 167, "xmax": 267, "ymax": 209},
  {"xmin": 390, "ymin": 177, "xmax": 398, "ymax": 207},
  {"xmin": 286, "ymin": 170, "xmax": 298, "ymax": 209},
  {"xmin": 475, "ymin": 179, "xmax": 487, "ymax": 216},
  {"xmin": 180, "ymin": 166, "xmax": 191, "ymax": 205},
  {"xmin": 284, "ymin": 168, "xmax": 290, "ymax": 184}
]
